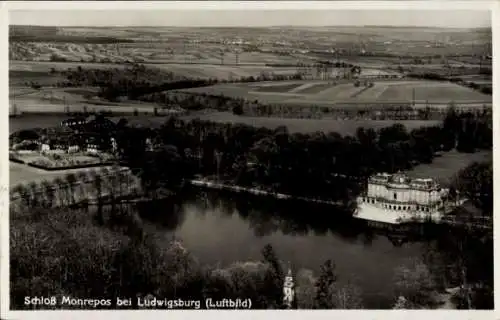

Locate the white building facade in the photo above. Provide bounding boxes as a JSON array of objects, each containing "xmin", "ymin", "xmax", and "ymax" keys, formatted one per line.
[{"xmin": 355, "ymin": 173, "xmax": 450, "ymax": 224}]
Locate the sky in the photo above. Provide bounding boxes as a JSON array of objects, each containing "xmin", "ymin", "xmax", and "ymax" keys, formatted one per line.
[{"xmin": 9, "ymin": 9, "xmax": 491, "ymax": 28}]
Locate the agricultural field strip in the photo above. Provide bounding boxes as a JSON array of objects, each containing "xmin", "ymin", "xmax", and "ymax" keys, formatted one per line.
[
  {"xmin": 248, "ymin": 91, "xmax": 305, "ymax": 97},
  {"xmin": 289, "ymin": 83, "xmax": 321, "ymax": 93},
  {"xmin": 355, "ymin": 85, "xmax": 390, "ymax": 100},
  {"xmin": 181, "ymin": 80, "xmax": 491, "ymax": 105}
]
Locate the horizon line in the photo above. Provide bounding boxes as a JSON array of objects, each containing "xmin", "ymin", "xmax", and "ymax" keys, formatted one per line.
[{"xmin": 10, "ymin": 24, "xmax": 491, "ymax": 29}]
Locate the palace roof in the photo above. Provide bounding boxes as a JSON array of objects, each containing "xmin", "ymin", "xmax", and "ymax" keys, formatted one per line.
[{"xmin": 369, "ymin": 173, "xmax": 440, "ymax": 190}]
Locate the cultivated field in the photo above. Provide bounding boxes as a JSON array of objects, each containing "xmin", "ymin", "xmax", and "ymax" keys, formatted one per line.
[
  {"xmin": 179, "ymin": 79, "xmax": 492, "ymax": 108},
  {"xmin": 9, "ymin": 59, "xmax": 300, "ymax": 81}
]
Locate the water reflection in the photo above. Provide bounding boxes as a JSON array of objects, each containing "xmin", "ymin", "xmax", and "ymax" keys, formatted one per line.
[{"xmin": 134, "ymin": 187, "xmax": 437, "ymax": 246}]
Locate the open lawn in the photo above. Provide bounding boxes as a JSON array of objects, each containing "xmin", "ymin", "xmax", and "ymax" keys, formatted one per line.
[
  {"xmin": 9, "ymin": 161, "xmax": 117, "ymax": 187},
  {"xmin": 406, "ymin": 150, "xmax": 492, "ymax": 186},
  {"xmin": 11, "ymin": 152, "xmax": 101, "ymax": 167}
]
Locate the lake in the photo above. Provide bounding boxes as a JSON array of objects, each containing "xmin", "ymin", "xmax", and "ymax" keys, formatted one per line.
[{"xmin": 131, "ymin": 188, "xmax": 429, "ymax": 309}]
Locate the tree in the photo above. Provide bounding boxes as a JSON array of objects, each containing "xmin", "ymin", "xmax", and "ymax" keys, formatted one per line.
[
  {"xmin": 295, "ymin": 269, "xmax": 316, "ymax": 309},
  {"xmin": 453, "ymin": 161, "xmax": 493, "ymax": 217},
  {"xmin": 261, "ymin": 244, "xmax": 284, "ymax": 308},
  {"xmin": 12, "ymin": 184, "xmax": 30, "ymax": 207},
  {"xmin": 393, "ymin": 296, "xmax": 413, "ymax": 309},
  {"xmin": 89, "ymin": 170, "xmax": 104, "ymax": 224},
  {"xmin": 76, "ymin": 171, "xmax": 89, "ymax": 203},
  {"xmin": 53, "ymin": 177, "xmax": 66, "ymax": 207},
  {"xmin": 65, "ymin": 173, "xmax": 78, "ymax": 205},
  {"xmin": 329, "ymin": 283, "xmax": 364, "ymax": 309},
  {"xmin": 41, "ymin": 180, "xmax": 55, "ymax": 208},
  {"xmin": 442, "ymin": 104, "xmax": 460, "ymax": 150},
  {"xmin": 392, "ymin": 258, "xmax": 437, "ymax": 308},
  {"xmin": 314, "ymin": 260, "xmax": 337, "ymax": 308},
  {"xmin": 28, "ymin": 182, "xmax": 39, "ymax": 207},
  {"xmin": 232, "ymin": 104, "xmax": 244, "ymax": 115}
]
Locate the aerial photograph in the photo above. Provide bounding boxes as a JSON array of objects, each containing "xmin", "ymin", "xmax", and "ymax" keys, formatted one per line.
[{"xmin": 6, "ymin": 4, "xmax": 493, "ymax": 312}]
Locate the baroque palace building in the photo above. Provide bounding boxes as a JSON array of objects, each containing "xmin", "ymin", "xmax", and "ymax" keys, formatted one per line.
[{"xmin": 355, "ymin": 173, "xmax": 451, "ymax": 224}]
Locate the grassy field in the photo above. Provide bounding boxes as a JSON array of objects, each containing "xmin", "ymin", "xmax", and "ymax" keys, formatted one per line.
[
  {"xmin": 182, "ymin": 111, "xmax": 442, "ymax": 135},
  {"xmin": 377, "ymin": 82, "xmax": 489, "ymax": 102},
  {"xmin": 255, "ymin": 83, "xmax": 304, "ymax": 93},
  {"xmin": 297, "ymin": 83, "xmax": 334, "ymax": 94},
  {"xmin": 406, "ymin": 150, "xmax": 492, "ymax": 186},
  {"xmin": 180, "ymin": 79, "xmax": 491, "ymax": 107}
]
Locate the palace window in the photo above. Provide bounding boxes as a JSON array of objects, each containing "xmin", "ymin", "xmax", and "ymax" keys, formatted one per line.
[{"xmin": 394, "ymin": 193, "xmax": 397, "ymax": 200}]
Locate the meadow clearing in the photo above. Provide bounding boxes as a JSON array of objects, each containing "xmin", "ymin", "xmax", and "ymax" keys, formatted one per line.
[{"xmin": 407, "ymin": 150, "xmax": 492, "ymax": 186}]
